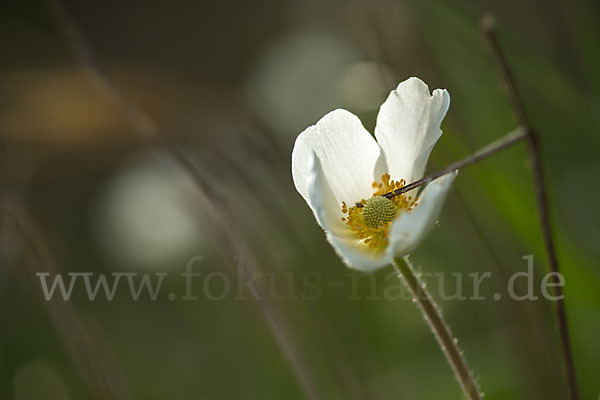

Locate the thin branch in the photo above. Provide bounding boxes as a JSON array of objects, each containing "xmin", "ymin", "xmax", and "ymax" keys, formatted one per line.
[
  {"xmin": 356, "ymin": 126, "xmax": 526, "ymax": 207},
  {"xmin": 393, "ymin": 257, "xmax": 482, "ymax": 400},
  {"xmin": 481, "ymin": 14, "xmax": 579, "ymax": 400}
]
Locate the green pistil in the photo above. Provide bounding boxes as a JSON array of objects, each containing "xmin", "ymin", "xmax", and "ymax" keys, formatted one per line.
[{"xmin": 362, "ymin": 196, "xmax": 396, "ymax": 228}]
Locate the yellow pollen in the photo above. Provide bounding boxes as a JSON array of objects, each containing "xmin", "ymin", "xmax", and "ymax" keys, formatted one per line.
[{"xmin": 341, "ymin": 173, "xmax": 418, "ymax": 251}]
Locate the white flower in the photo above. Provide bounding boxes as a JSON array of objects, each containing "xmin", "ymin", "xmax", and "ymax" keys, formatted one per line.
[{"xmin": 292, "ymin": 77, "xmax": 456, "ymax": 271}]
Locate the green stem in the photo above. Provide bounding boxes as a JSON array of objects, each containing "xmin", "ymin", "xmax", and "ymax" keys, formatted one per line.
[{"xmin": 393, "ymin": 256, "xmax": 482, "ymax": 400}]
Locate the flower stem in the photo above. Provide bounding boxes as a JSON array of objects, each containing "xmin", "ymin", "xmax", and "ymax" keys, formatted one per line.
[{"xmin": 393, "ymin": 256, "xmax": 482, "ymax": 400}]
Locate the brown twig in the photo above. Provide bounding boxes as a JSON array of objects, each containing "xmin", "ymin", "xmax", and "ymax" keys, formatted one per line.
[
  {"xmin": 481, "ymin": 14, "xmax": 579, "ymax": 400},
  {"xmin": 356, "ymin": 126, "xmax": 526, "ymax": 207}
]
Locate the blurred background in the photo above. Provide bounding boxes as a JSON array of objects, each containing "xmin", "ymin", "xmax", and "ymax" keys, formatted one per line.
[{"xmin": 1, "ymin": 0, "xmax": 599, "ymax": 399}]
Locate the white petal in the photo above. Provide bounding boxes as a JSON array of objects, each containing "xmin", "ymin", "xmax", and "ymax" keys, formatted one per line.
[
  {"xmin": 304, "ymin": 152, "xmax": 353, "ymax": 238},
  {"xmin": 386, "ymin": 172, "xmax": 457, "ymax": 258},
  {"xmin": 292, "ymin": 109, "xmax": 381, "ymax": 206},
  {"xmin": 374, "ymin": 77, "xmax": 450, "ymax": 182},
  {"xmin": 326, "ymin": 235, "xmax": 391, "ymax": 272},
  {"xmin": 304, "ymin": 153, "xmax": 391, "ymax": 271}
]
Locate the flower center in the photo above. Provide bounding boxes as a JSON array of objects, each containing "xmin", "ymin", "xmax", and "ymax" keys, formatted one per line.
[
  {"xmin": 362, "ymin": 196, "xmax": 396, "ymax": 228},
  {"xmin": 341, "ymin": 174, "xmax": 418, "ymax": 250}
]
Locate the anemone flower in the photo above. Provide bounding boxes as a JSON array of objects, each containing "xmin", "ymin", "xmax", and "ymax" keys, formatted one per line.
[{"xmin": 292, "ymin": 77, "xmax": 456, "ymax": 271}]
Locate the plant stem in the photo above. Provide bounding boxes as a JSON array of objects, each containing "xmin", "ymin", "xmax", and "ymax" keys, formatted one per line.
[
  {"xmin": 356, "ymin": 126, "xmax": 526, "ymax": 207},
  {"xmin": 482, "ymin": 15, "xmax": 578, "ymax": 400},
  {"xmin": 393, "ymin": 256, "xmax": 482, "ymax": 400}
]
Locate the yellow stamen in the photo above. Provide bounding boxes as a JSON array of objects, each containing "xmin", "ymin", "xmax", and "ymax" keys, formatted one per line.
[{"xmin": 341, "ymin": 174, "xmax": 418, "ymax": 250}]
